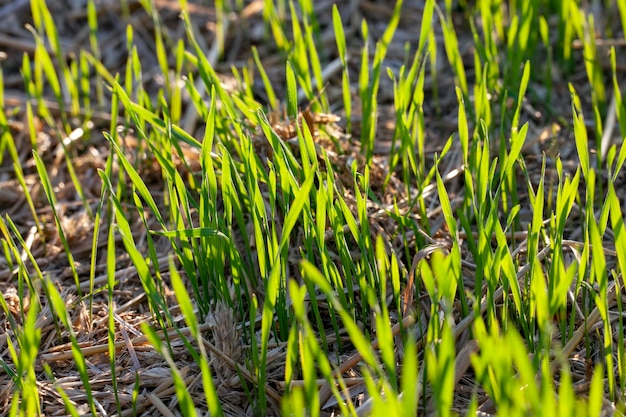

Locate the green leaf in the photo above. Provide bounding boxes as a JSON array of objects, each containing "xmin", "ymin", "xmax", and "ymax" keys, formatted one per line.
[{"xmin": 151, "ymin": 227, "xmax": 228, "ymax": 239}]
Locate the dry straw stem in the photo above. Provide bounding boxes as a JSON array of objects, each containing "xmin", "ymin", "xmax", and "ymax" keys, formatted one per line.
[
  {"xmin": 551, "ymin": 280, "xmax": 619, "ymax": 375},
  {"xmin": 39, "ymin": 323, "xmax": 213, "ymax": 363}
]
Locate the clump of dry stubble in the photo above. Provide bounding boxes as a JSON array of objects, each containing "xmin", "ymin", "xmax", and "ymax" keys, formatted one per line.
[{"xmin": 207, "ymin": 301, "xmax": 242, "ymax": 390}]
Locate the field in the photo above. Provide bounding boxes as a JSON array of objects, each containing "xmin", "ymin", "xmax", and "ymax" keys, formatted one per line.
[{"xmin": 0, "ymin": 0, "xmax": 625, "ymax": 415}]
